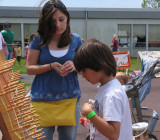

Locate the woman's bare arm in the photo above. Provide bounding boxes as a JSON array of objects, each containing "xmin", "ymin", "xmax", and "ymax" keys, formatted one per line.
[
  {"xmin": 26, "ymin": 49, "xmax": 69, "ymax": 76},
  {"xmin": 26, "ymin": 49, "xmax": 51, "ymax": 75}
]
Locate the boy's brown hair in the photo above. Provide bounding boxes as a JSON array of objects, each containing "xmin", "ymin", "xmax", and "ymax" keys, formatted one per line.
[{"xmin": 74, "ymin": 39, "xmax": 117, "ymax": 77}]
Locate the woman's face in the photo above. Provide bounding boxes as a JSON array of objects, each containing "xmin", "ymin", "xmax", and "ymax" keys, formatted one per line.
[{"xmin": 52, "ymin": 10, "xmax": 68, "ymax": 36}]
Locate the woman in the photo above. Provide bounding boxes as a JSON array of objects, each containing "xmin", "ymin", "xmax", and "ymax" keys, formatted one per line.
[
  {"xmin": 26, "ymin": 0, "xmax": 83, "ymax": 139},
  {"xmin": 111, "ymin": 34, "xmax": 119, "ymax": 52},
  {"xmin": 25, "ymin": 40, "xmax": 29, "ymax": 64}
]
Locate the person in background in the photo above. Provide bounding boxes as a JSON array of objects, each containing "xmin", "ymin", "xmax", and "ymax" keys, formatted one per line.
[
  {"xmin": 0, "ymin": 32, "xmax": 4, "ymax": 50},
  {"xmin": 0, "ymin": 32, "xmax": 9, "ymax": 57},
  {"xmin": 81, "ymin": 38, "xmax": 85, "ymax": 43},
  {"xmin": 25, "ymin": 34, "xmax": 35, "ymax": 65},
  {"xmin": 115, "ymin": 72, "xmax": 129, "ymax": 85},
  {"xmin": 116, "ymin": 72, "xmax": 131, "ymax": 91},
  {"xmin": 15, "ymin": 41, "xmax": 22, "ymax": 66},
  {"xmin": 12, "ymin": 42, "xmax": 16, "ymax": 59},
  {"xmin": 1, "ymin": 22, "xmax": 14, "ymax": 60},
  {"xmin": 25, "ymin": 40, "xmax": 29, "ymax": 64},
  {"xmin": 26, "ymin": 0, "xmax": 83, "ymax": 140},
  {"xmin": 111, "ymin": 34, "xmax": 119, "ymax": 52},
  {"xmin": 74, "ymin": 39, "xmax": 132, "ymax": 140}
]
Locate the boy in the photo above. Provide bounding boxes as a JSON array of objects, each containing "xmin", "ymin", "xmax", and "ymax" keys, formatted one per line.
[
  {"xmin": 15, "ymin": 41, "xmax": 21, "ymax": 66},
  {"xmin": 74, "ymin": 39, "xmax": 132, "ymax": 140}
]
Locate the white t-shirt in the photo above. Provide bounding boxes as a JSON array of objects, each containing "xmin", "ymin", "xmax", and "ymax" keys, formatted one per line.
[{"xmin": 90, "ymin": 78, "xmax": 133, "ymax": 140}]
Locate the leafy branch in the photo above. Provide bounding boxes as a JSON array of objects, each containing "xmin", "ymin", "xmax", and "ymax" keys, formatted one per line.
[{"xmin": 141, "ymin": 0, "xmax": 160, "ymax": 8}]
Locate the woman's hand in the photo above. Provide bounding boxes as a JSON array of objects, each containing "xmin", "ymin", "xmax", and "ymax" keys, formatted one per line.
[
  {"xmin": 51, "ymin": 62, "xmax": 68, "ymax": 77},
  {"xmin": 51, "ymin": 60, "xmax": 76, "ymax": 77},
  {"xmin": 63, "ymin": 60, "xmax": 76, "ymax": 73}
]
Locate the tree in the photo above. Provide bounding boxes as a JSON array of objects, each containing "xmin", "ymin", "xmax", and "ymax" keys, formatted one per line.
[{"xmin": 141, "ymin": 0, "xmax": 160, "ymax": 8}]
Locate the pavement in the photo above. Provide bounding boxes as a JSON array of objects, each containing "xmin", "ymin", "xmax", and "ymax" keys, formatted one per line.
[{"xmin": 18, "ymin": 74, "xmax": 160, "ymax": 140}]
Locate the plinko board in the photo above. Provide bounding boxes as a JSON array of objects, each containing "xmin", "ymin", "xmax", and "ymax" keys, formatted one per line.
[
  {"xmin": 0, "ymin": 49, "xmax": 45, "ymax": 140},
  {"xmin": 113, "ymin": 51, "xmax": 131, "ymax": 69}
]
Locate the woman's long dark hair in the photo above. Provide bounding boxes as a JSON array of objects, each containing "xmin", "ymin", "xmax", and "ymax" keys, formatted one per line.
[{"xmin": 36, "ymin": 0, "xmax": 71, "ymax": 48}]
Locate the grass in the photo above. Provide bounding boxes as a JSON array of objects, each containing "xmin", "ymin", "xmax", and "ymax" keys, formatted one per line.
[
  {"xmin": 13, "ymin": 57, "xmax": 141, "ymax": 73},
  {"xmin": 12, "ymin": 57, "xmax": 141, "ymax": 74},
  {"xmin": 12, "ymin": 58, "xmax": 27, "ymax": 74},
  {"xmin": 12, "ymin": 58, "xmax": 31, "ymax": 88}
]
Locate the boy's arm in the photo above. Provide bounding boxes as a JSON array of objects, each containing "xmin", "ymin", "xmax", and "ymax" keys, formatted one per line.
[
  {"xmin": 90, "ymin": 115, "xmax": 120, "ymax": 140},
  {"xmin": 82, "ymin": 103, "xmax": 120, "ymax": 140}
]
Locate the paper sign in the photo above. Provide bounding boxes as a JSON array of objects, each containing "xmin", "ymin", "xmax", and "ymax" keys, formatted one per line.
[{"xmin": 113, "ymin": 51, "xmax": 131, "ymax": 69}]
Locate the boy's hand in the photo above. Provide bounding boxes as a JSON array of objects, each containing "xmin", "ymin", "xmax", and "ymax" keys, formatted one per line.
[{"xmin": 82, "ymin": 103, "xmax": 93, "ymax": 117}]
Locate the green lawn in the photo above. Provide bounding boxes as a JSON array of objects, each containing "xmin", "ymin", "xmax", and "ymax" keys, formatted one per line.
[
  {"xmin": 12, "ymin": 57, "xmax": 141, "ymax": 74},
  {"xmin": 12, "ymin": 58, "xmax": 27, "ymax": 74},
  {"xmin": 130, "ymin": 57, "xmax": 141, "ymax": 71},
  {"xmin": 12, "ymin": 58, "xmax": 31, "ymax": 88}
]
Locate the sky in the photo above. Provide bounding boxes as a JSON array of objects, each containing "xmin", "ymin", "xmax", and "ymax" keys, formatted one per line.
[{"xmin": 0, "ymin": 0, "xmax": 143, "ymax": 8}]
